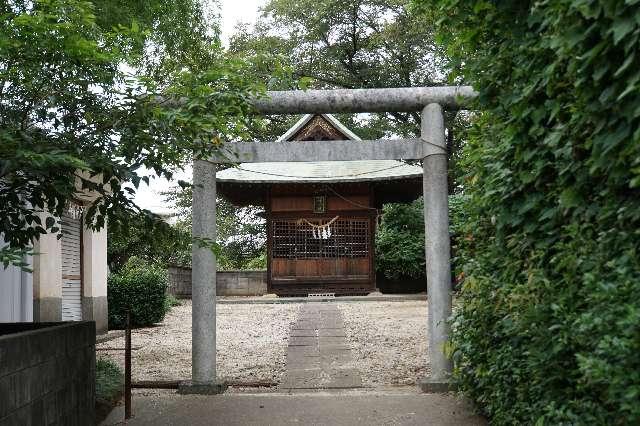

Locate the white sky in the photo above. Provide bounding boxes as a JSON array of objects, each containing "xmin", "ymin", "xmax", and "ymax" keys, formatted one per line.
[{"xmin": 133, "ymin": 0, "xmax": 267, "ymax": 215}]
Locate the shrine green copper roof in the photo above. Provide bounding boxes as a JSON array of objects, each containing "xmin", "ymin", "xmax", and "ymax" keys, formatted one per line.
[
  {"xmin": 216, "ymin": 114, "xmax": 423, "ymax": 184},
  {"xmin": 216, "ymin": 160, "xmax": 422, "ymax": 184}
]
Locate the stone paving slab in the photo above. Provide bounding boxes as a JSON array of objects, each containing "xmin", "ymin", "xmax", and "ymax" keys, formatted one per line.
[
  {"xmin": 288, "ymin": 336, "xmax": 317, "ymax": 346},
  {"xmin": 280, "ymin": 368, "xmax": 323, "ymax": 389},
  {"xmin": 280, "ymin": 368, "xmax": 362, "ymax": 390},
  {"xmin": 280, "ymin": 304, "xmax": 363, "ymax": 390},
  {"xmin": 290, "ymin": 329, "xmax": 316, "ymax": 337},
  {"xmin": 319, "ymin": 322, "xmax": 344, "ymax": 328},
  {"xmin": 325, "ymin": 369, "xmax": 362, "ymax": 388},
  {"xmin": 318, "ymin": 329, "xmax": 346, "ymax": 337},
  {"xmin": 319, "ymin": 345, "xmax": 351, "ymax": 353},
  {"xmin": 318, "ymin": 336, "xmax": 348, "ymax": 345},
  {"xmin": 287, "ymin": 359, "xmax": 321, "ymax": 370},
  {"xmin": 321, "ymin": 352, "xmax": 354, "ymax": 363},
  {"xmin": 291, "ymin": 322, "xmax": 317, "ymax": 330},
  {"xmin": 287, "ymin": 348, "xmax": 320, "ymax": 358}
]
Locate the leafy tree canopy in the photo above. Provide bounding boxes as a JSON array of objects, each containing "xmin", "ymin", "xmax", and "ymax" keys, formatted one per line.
[
  {"xmin": 107, "ymin": 214, "xmax": 191, "ymax": 273},
  {"xmin": 229, "ymin": 0, "xmax": 448, "ymax": 139},
  {"xmin": 92, "ymin": 0, "xmax": 220, "ymax": 77},
  {"xmin": 0, "ymin": 0, "xmax": 271, "ymax": 268},
  {"xmin": 159, "ymin": 185, "xmax": 266, "ymax": 271}
]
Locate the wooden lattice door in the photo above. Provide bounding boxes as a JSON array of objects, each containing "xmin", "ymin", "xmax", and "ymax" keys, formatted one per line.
[{"xmin": 270, "ymin": 217, "xmax": 371, "ymax": 283}]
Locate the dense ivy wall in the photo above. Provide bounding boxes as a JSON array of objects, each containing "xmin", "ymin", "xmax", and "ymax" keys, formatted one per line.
[{"xmin": 414, "ymin": 0, "xmax": 640, "ymax": 423}]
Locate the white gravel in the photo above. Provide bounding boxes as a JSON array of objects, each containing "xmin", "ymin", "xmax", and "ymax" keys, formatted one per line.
[
  {"xmin": 97, "ymin": 300, "xmax": 299, "ymax": 384},
  {"xmin": 97, "ymin": 300, "xmax": 429, "ymax": 389},
  {"xmin": 337, "ymin": 301, "xmax": 429, "ymax": 387}
]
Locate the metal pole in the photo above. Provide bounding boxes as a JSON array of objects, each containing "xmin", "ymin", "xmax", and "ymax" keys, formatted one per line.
[
  {"xmin": 421, "ymin": 103, "xmax": 453, "ymax": 382},
  {"xmin": 124, "ymin": 310, "xmax": 132, "ymax": 419},
  {"xmin": 191, "ymin": 160, "xmax": 217, "ymax": 384}
]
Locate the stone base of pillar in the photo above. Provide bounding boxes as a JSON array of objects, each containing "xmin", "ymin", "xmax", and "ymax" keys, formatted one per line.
[
  {"xmin": 418, "ymin": 377, "xmax": 457, "ymax": 393},
  {"xmin": 177, "ymin": 380, "xmax": 227, "ymax": 395}
]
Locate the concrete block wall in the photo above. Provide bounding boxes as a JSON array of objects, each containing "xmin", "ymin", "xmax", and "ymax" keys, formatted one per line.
[
  {"xmin": 167, "ymin": 266, "xmax": 268, "ymax": 298},
  {"xmin": 0, "ymin": 322, "xmax": 96, "ymax": 425}
]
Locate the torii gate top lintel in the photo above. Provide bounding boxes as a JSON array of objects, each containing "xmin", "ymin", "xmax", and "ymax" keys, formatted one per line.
[{"xmin": 253, "ymin": 86, "xmax": 476, "ymax": 114}]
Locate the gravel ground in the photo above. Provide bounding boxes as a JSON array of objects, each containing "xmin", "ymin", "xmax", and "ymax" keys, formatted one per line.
[
  {"xmin": 337, "ymin": 301, "xmax": 429, "ymax": 387},
  {"xmin": 97, "ymin": 300, "xmax": 299, "ymax": 384},
  {"xmin": 97, "ymin": 300, "xmax": 429, "ymax": 389}
]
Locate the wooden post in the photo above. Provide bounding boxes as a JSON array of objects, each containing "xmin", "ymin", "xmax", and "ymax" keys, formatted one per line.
[{"xmin": 125, "ymin": 310, "xmax": 132, "ymax": 419}]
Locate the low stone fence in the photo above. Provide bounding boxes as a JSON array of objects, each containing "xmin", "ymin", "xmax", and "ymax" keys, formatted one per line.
[
  {"xmin": 0, "ymin": 321, "xmax": 96, "ymax": 425},
  {"xmin": 167, "ymin": 266, "xmax": 268, "ymax": 298}
]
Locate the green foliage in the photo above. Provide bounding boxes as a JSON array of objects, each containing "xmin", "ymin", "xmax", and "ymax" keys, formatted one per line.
[
  {"xmin": 229, "ymin": 0, "xmax": 450, "ymax": 140},
  {"xmin": 161, "ymin": 185, "xmax": 267, "ymax": 271},
  {"xmin": 414, "ymin": 0, "xmax": 640, "ymax": 423},
  {"xmin": 243, "ymin": 251, "xmax": 267, "ymax": 270},
  {"xmin": 375, "ymin": 200, "xmax": 425, "ymax": 281},
  {"xmin": 164, "ymin": 294, "xmax": 181, "ymax": 310},
  {"xmin": 107, "ymin": 257, "xmax": 169, "ymax": 329},
  {"xmin": 0, "ymin": 0, "xmax": 265, "ymax": 268},
  {"xmin": 107, "ymin": 212, "xmax": 191, "ymax": 272},
  {"xmin": 92, "ymin": 0, "xmax": 219, "ymax": 77},
  {"xmin": 216, "ymin": 197, "xmax": 266, "ymax": 270},
  {"xmin": 375, "ymin": 195, "xmax": 468, "ymax": 284},
  {"xmin": 95, "ymin": 357, "xmax": 123, "ymax": 404},
  {"xmin": 448, "ymin": 193, "xmax": 472, "ymax": 286}
]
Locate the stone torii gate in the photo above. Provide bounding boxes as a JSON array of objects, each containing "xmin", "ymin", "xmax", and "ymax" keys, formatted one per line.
[{"xmin": 181, "ymin": 86, "xmax": 476, "ymax": 394}]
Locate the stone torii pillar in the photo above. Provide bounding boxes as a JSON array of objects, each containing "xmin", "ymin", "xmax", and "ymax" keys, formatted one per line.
[
  {"xmin": 420, "ymin": 103, "xmax": 453, "ymax": 391},
  {"xmin": 179, "ymin": 159, "xmax": 226, "ymax": 394}
]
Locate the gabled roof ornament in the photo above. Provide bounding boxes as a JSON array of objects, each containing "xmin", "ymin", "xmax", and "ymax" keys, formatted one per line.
[{"xmin": 277, "ymin": 114, "xmax": 362, "ymax": 142}]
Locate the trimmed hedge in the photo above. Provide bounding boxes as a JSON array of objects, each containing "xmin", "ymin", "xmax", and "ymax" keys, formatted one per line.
[
  {"xmin": 108, "ymin": 257, "xmax": 169, "ymax": 329},
  {"xmin": 413, "ymin": 0, "xmax": 640, "ymax": 424}
]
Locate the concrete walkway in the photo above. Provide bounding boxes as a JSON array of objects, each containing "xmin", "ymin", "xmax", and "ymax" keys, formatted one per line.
[
  {"xmin": 101, "ymin": 391, "xmax": 486, "ymax": 425},
  {"xmin": 280, "ymin": 304, "xmax": 361, "ymax": 390}
]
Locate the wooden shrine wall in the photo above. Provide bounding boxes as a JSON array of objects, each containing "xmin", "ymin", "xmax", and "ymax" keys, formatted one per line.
[{"xmin": 267, "ymin": 188, "xmax": 376, "ymax": 295}]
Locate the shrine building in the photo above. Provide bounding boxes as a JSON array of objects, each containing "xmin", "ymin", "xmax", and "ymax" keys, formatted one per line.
[{"xmin": 217, "ymin": 114, "xmax": 423, "ymax": 296}]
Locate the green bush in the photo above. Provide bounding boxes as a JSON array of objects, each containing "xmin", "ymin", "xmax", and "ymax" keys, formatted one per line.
[
  {"xmin": 243, "ymin": 251, "xmax": 267, "ymax": 270},
  {"xmin": 375, "ymin": 200, "xmax": 425, "ymax": 281},
  {"xmin": 108, "ymin": 257, "xmax": 169, "ymax": 329},
  {"xmin": 375, "ymin": 196, "xmax": 468, "ymax": 284},
  {"xmin": 413, "ymin": 0, "xmax": 640, "ymax": 423}
]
